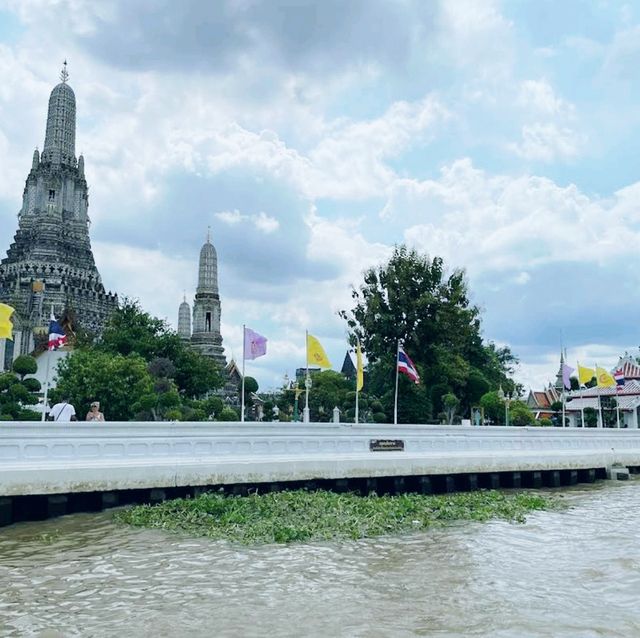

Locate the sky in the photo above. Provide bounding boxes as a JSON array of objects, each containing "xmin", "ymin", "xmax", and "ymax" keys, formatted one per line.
[{"xmin": 1, "ymin": 0, "xmax": 640, "ymax": 393}]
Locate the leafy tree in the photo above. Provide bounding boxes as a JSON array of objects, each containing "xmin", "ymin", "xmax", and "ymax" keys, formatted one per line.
[
  {"xmin": 172, "ymin": 347, "xmax": 222, "ymax": 399},
  {"xmin": 584, "ymin": 408, "xmax": 598, "ymax": 428},
  {"xmin": 442, "ymin": 393, "xmax": 460, "ymax": 424},
  {"xmin": 0, "ymin": 370, "xmax": 41, "ymax": 420},
  {"xmin": 218, "ymin": 406, "xmax": 239, "ymax": 421},
  {"xmin": 52, "ymin": 351, "xmax": 153, "ymax": 421},
  {"xmin": 584, "ymin": 407, "xmax": 598, "ymax": 427},
  {"xmin": 148, "ymin": 357, "xmax": 176, "ymax": 379},
  {"xmin": 466, "ymin": 370, "xmax": 490, "ymax": 405},
  {"xmin": 244, "ymin": 377, "xmax": 259, "ymax": 394},
  {"xmin": 240, "ymin": 376, "xmax": 259, "ymax": 418},
  {"xmin": 569, "ymin": 377, "xmax": 580, "ymax": 391},
  {"xmin": 549, "ymin": 400, "xmax": 563, "ymax": 426},
  {"xmin": 12, "ymin": 355, "xmax": 38, "ymax": 380},
  {"xmin": 537, "ymin": 417, "xmax": 553, "ymax": 427},
  {"xmin": 307, "ymin": 371, "xmax": 352, "ymax": 422},
  {"xmin": 340, "ymin": 246, "xmax": 519, "ymax": 420},
  {"xmin": 509, "ymin": 400, "xmax": 534, "ymax": 426},
  {"xmin": 22, "ymin": 378, "xmax": 41, "ymax": 392},
  {"xmin": 305, "ymin": 370, "xmax": 379, "ymax": 423},
  {"xmin": 97, "ymin": 299, "xmax": 222, "ymax": 398},
  {"xmin": 480, "ymin": 391, "xmax": 504, "ymax": 425}
]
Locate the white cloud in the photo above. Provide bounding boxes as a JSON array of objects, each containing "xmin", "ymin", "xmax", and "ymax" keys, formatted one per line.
[
  {"xmin": 517, "ymin": 79, "xmax": 570, "ymax": 116},
  {"xmin": 437, "ymin": 0, "xmax": 515, "ymax": 81},
  {"xmin": 382, "ymin": 158, "xmax": 640, "ymax": 276},
  {"xmin": 509, "ymin": 122, "xmax": 583, "ymax": 162},
  {"xmin": 215, "ymin": 208, "xmax": 279, "ymax": 234}
]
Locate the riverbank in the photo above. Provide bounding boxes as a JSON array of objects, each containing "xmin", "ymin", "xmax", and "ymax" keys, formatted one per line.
[{"xmin": 114, "ymin": 489, "xmax": 553, "ymax": 544}]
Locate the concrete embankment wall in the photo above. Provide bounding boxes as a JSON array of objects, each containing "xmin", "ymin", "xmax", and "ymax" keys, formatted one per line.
[{"xmin": 1, "ymin": 422, "xmax": 639, "ymax": 526}]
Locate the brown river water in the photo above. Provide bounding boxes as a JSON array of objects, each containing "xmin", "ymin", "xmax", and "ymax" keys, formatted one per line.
[{"xmin": 1, "ymin": 481, "xmax": 639, "ymax": 637}]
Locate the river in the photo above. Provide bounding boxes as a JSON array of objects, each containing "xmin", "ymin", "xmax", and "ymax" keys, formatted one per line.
[{"xmin": 1, "ymin": 480, "xmax": 639, "ymax": 637}]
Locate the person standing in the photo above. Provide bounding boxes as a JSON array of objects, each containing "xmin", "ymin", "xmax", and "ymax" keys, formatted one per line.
[
  {"xmin": 86, "ymin": 401, "xmax": 105, "ymax": 422},
  {"xmin": 49, "ymin": 397, "xmax": 77, "ymax": 422}
]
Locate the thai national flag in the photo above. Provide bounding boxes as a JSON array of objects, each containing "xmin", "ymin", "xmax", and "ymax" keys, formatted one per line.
[
  {"xmin": 397, "ymin": 345, "xmax": 420, "ymax": 384},
  {"xmin": 614, "ymin": 368, "xmax": 625, "ymax": 393},
  {"xmin": 48, "ymin": 313, "xmax": 67, "ymax": 350}
]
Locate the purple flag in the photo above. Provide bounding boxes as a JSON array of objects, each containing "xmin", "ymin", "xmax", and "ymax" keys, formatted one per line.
[
  {"xmin": 244, "ymin": 327, "xmax": 267, "ymax": 360},
  {"xmin": 562, "ymin": 363, "xmax": 575, "ymax": 390}
]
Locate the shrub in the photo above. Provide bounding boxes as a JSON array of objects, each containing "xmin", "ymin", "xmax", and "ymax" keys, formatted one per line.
[{"xmin": 218, "ymin": 406, "xmax": 239, "ymax": 421}]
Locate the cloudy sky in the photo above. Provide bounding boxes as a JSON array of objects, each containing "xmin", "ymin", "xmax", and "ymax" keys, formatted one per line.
[{"xmin": 1, "ymin": 0, "xmax": 639, "ymax": 392}]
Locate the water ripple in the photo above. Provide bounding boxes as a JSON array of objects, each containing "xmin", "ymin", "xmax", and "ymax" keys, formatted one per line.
[{"xmin": 1, "ymin": 481, "xmax": 640, "ymax": 636}]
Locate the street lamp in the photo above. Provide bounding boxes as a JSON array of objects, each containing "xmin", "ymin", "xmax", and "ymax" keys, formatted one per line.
[
  {"xmin": 283, "ymin": 373, "xmax": 303, "ymax": 422},
  {"xmin": 497, "ymin": 385, "xmax": 511, "ymax": 426}
]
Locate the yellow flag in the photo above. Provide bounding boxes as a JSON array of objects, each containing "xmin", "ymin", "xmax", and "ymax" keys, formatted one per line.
[
  {"xmin": 356, "ymin": 341, "xmax": 364, "ymax": 392},
  {"xmin": 307, "ymin": 333, "xmax": 331, "ymax": 368},
  {"xmin": 577, "ymin": 363, "xmax": 595, "ymax": 386},
  {"xmin": 596, "ymin": 365, "xmax": 615, "ymax": 387},
  {"xmin": 0, "ymin": 303, "xmax": 15, "ymax": 340}
]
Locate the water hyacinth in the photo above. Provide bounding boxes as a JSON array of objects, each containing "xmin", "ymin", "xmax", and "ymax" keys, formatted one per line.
[{"xmin": 115, "ymin": 489, "xmax": 552, "ymax": 545}]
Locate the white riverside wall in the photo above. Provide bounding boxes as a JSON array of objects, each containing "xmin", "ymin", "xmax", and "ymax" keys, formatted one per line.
[{"xmin": 2, "ymin": 422, "xmax": 640, "ymax": 497}]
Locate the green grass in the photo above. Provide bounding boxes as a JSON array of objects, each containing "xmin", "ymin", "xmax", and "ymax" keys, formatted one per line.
[{"xmin": 114, "ymin": 489, "xmax": 552, "ymax": 545}]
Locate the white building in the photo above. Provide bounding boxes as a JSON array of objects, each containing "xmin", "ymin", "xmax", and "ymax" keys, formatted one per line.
[{"xmin": 564, "ymin": 357, "xmax": 640, "ymax": 428}]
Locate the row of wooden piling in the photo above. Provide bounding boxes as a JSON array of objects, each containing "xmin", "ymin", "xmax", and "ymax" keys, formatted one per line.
[{"xmin": 0, "ymin": 466, "xmax": 626, "ymax": 528}]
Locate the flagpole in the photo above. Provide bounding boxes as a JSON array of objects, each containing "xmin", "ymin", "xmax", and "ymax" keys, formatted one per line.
[
  {"xmin": 355, "ymin": 341, "xmax": 359, "ymax": 425},
  {"xmin": 355, "ymin": 377, "xmax": 359, "ymax": 425},
  {"xmin": 40, "ymin": 349, "xmax": 51, "ymax": 422},
  {"xmin": 304, "ymin": 330, "xmax": 310, "ymax": 423},
  {"xmin": 562, "ymin": 390, "xmax": 566, "ymax": 427},
  {"xmin": 578, "ymin": 362, "xmax": 584, "ymax": 428},
  {"xmin": 241, "ymin": 325, "xmax": 246, "ymax": 423},
  {"xmin": 393, "ymin": 340, "xmax": 400, "ymax": 425},
  {"xmin": 616, "ymin": 394, "xmax": 620, "ymax": 428},
  {"xmin": 595, "ymin": 363, "xmax": 606, "ymax": 428}
]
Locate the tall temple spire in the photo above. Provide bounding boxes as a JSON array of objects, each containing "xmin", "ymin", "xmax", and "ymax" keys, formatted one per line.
[
  {"xmin": 0, "ymin": 67, "xmax": 118, "ymax": 354},
  {"xmin": 178, "ymin": 293, "xmax": 191, "ymax": 341},
  {"xmin": 555, "ymin": 346, "xmax": 566, "ymax": 391},
  {"xmin": 196, "ymin": 230, "xmax": 219, "ymax": 295},
  {"xmin": 190, "ymin": 230, "xmax": 225, "ymax": 367},
  {"xmin": 42, "ymin": 61, "xmax": 76, "ymax": 165}
]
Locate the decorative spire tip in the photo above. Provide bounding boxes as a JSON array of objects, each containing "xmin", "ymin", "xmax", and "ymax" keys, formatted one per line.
[
  {"xmin": 60, "ymin": 60, "xmax": 69, "ymax": 84},
  {"xmin": 206, "ymin": 226, "xmax": 211, "ymax": 243}
]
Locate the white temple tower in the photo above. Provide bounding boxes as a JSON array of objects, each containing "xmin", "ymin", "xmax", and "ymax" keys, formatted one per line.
[{"xmin": 188, "ymin": 231, "xmax": 226, "ymax": 368}]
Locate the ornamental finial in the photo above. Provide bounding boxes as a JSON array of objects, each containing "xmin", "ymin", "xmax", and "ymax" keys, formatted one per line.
[
  {"xmin": 60, "ymin": 60, "xmax": 69, "ymax": 84},
  {"xmin": 207, "ymin": 225, "xmax": 211, "ymax": 243}
]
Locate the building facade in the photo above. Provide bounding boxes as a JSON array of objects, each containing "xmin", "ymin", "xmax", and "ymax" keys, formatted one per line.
[
  {"xmin": 564, "ymin": 357, "xmax": 640, "ymax": 428},
  {"xmin": 0, "ymin": 63, "xmax": 117, "ymax": 367}
]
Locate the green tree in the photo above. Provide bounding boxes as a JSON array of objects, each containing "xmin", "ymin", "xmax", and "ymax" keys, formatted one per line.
[
  {"xmin": 549, "ymin": 400, "xmax": 563, "ymax": 426},
  {"xmin": 583, "ymin": 407, "xmax": 598, "ymax": 428},
  {"xmin": 240, "ymin": 376, "xmax": 259, "ymax": 419},
  {"xmin": 307, "ymin": 370, "xmax": 352, "ymax": 422},
  {"xmin": 442, "ymin": 393, "xmax": 460, "ymax": 424},
  {"xmin": 12, "ymin": 355, "xmax": 38, "ymax": 380},
  {"xmin": 340, "ymin": 246, "xmax": 518, "ymax": 420},
  {"xmin": 480, "ymin": 391, "xmax": 505, "ymax": 425},
  {"xmin": 218, "ymin": 406, "xmax": 239, "ymax": 421},
  {"xmin": 0, "ymin": 370, "xmax": 42, "ymax": 420},
  {"xmin": 509, "ymin": 400, "xmax": 534, "ymax": 426},
  {"xmin": 52, "ymin": 351, "xmax": 153, "ymax": 421},
  {"xmin": 97, "ymin": 299, "xmax": 222, "ymax": 398}
]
